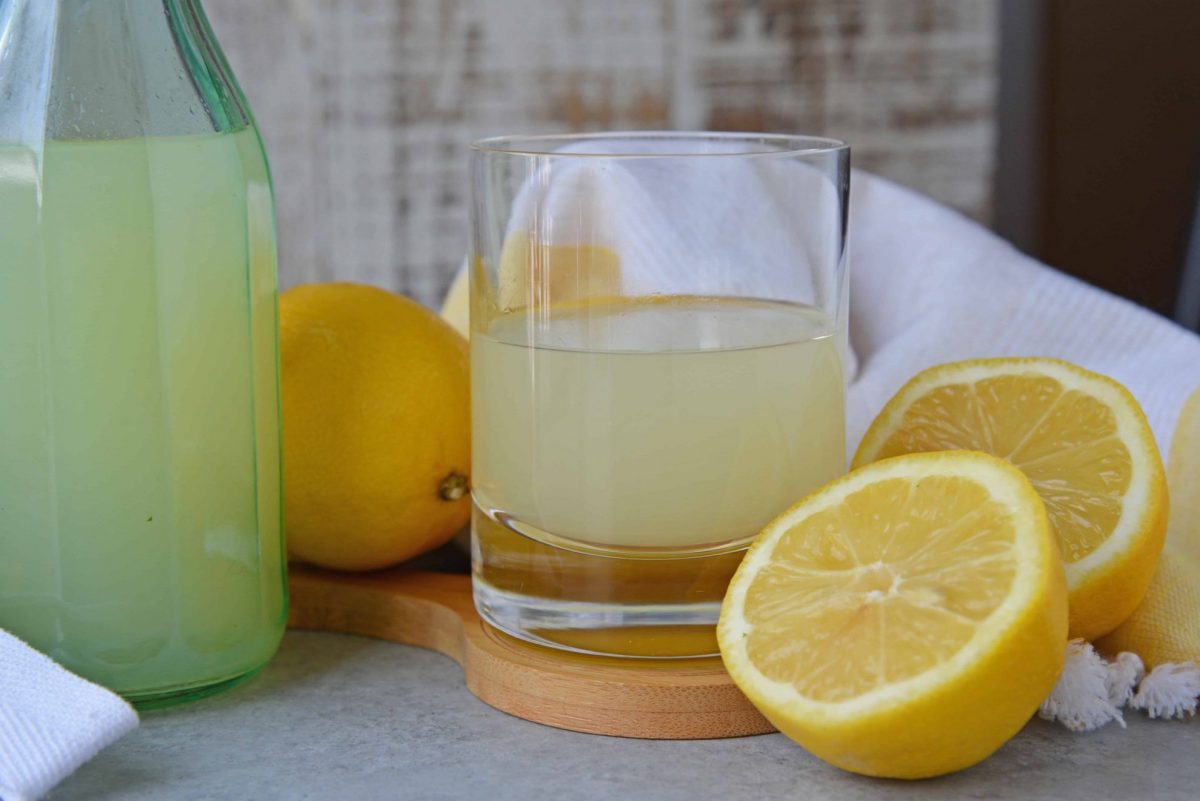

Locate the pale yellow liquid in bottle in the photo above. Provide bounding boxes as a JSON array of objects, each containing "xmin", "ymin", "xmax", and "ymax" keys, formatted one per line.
[
  {"xmin": 0, "ymin": 129, "xmax": 284, "ymax": 701},
  {"xmin": 472, "ymin": 297, "xmax": 846, "ymax": 554}
]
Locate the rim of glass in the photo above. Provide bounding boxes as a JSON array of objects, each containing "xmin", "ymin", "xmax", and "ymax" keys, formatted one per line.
[{"xmin": 470, "ymin": 131, "xmax": 848, "ymax": 158}]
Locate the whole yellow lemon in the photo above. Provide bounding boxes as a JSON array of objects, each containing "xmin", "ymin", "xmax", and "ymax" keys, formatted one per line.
[{"xmin": 280, "ymin": 282, "xmax": 470, "ymax": 571}]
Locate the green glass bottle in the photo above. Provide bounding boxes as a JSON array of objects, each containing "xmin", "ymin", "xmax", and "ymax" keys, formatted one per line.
[{"xmin": 0, "ymin": 0, "xmax": 286, "ymax": 708}]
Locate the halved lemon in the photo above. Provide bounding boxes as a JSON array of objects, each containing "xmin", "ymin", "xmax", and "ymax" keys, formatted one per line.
[
  {"xmin": 718, "ymin": 451, "xmax": 1067, "ymax": 779},
  {"xmin": 853, "ymin": 357, "xmax": 1168, "ymax": 640}
]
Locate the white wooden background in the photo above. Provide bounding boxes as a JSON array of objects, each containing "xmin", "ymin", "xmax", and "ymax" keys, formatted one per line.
[{"xmin": 205, "ymin": 0, "xmax": 997, "ymax": 307}]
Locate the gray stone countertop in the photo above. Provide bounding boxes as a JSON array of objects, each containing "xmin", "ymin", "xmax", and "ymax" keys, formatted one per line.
[{"xmin": 51, "ymin": 552, "xmax": 1200, "ymax": 801}]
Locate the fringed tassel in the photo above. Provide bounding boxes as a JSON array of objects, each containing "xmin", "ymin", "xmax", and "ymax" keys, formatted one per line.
[
  {"xmin": 1040, "ymin": 640, "xmax": 1200, "ymax": 731},
  {"xmin": 1039, "ymin": 641, "xmax": 1125, "ymax": 731},
  {"xmin": 1130, "ymin": 662, "xmax": 1200, "ymax": 720}
]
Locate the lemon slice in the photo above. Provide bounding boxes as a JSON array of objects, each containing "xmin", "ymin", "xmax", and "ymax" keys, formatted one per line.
[
  {"xmin": 853, "ymin": 357, "xmax": 1168, "ymax": 640},
  {"xmin": 718, "ymin": 451, "xmax": 1067, "ymax": 779}
]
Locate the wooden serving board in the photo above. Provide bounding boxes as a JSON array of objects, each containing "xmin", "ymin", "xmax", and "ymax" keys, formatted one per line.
[{"xmin": 286, "ymin": 564, "xmax": 774, "ymax": 739}]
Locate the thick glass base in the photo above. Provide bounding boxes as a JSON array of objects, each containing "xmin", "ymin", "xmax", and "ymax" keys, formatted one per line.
[
  {"xmin": 471, "ymin": 502, "xmax": 746, "ymax": 658},
  {"xmin": 124, "ymin": 663, "xmax": 266, "ymax": 711},
  {"xmin": 474, "ymin": 580, "xmax": 726, "ymax": 658}
]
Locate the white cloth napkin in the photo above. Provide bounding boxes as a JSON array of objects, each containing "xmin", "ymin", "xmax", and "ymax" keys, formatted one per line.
[
  {"xmin": 0, "ymin": 630, "xmax": 138, "ymax": 801},
  {"xmin": 844, "ymin": 171, "xmax": 1200, "ymax": 452}
]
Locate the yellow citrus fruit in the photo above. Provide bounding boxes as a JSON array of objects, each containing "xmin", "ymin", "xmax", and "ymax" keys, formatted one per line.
[
  {"xmin": 440, "ymin": 266, "xmax": 470, "ymax": 338},
  {"xmin": 281, "ymin": 283, "xmax": 470, "ymax": 571},
  {"xmin": 853, "ymin": 357, "xmax": 1168, "ymax": 640},
  {"xmin": 719, "ymin": 451, "xmax": 1067, "ymax": 779},
  {"xmin": 441, "ymin": 235, "xmax": 623, "ymax": 338},
  {"xmin": 494, "ymin": 232, "xmax": 621, "ymax": 312}
]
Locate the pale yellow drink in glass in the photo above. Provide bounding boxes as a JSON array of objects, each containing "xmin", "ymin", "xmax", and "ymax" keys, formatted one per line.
[{"xmin": 471, "ymin": 296, "xmax": 845, "ymax": 654}]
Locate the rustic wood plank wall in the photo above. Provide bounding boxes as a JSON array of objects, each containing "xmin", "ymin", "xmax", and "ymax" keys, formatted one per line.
[{"xmin": 205, "ymin": 0, "xmax": 997, "ymax": 307}]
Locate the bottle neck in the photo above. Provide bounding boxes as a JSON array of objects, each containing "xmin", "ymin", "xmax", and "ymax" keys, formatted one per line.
[
  {"xmin": 164, "ymin": 0, "xmax": 253, "ymax": 133},
  {"xmin": 0, "ymin": 0, "xmax": 254, "ymax": 143}
]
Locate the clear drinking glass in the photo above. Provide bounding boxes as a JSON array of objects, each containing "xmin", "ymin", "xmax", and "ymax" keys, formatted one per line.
[
  {"xmin": 469, "ymin": 133, "xmax": 850, "ymax": 657},
  {"xmin": 0, "ymin": 0, "xmax": 285, "ymax": 707}
]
